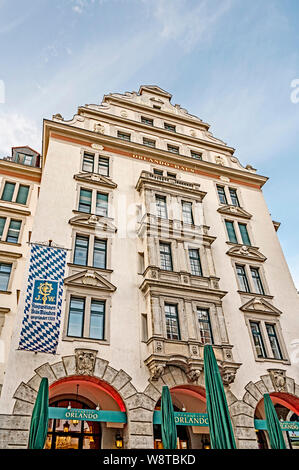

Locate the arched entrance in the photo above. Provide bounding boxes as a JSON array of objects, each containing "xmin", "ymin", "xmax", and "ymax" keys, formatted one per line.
[
  {"xmin": 46, "ymin": 375, "xmax": 126, "ymax": 450},
  {"xmin": 153, "ymin": 384, "xmax": 211, "ymax": 449}
]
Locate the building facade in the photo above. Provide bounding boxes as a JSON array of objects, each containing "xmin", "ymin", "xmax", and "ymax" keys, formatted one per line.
[{"xmin": 0, "ymin": 86, "xmax": 298, "ymax": 449}]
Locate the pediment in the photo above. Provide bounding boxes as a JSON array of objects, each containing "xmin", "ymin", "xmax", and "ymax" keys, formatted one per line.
[
  {"xmin": 217, "ymin": 205, "xmax": 252, "ymax": 219},
  {"xmin": 226, "ymin": 245, "xmax": 266, "ymax": 262},
  {"xmin": 74, "ymin": 172, "xmax": 117, "ymax": 188},
  {"xmin": 139, "ymin": 85, "xmax": 172, "ymax": 99},
  {"xmin": 64, "ymin": 269, "xmax": 116, "ymax": 292},
  {"xmin": 69, "ymin": 214, "xmax": 117, "ymax": 233},
  {"xmin": 240, "ymin": 297, "xmax": 281, "ymax": 316}
]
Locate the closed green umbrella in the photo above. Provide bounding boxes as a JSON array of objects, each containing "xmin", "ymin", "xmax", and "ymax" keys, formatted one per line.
[
  {"xmin": 28, "ymin": 377, "xmax": 49, "ymax": 449},
  {"xmin": 204, "ymin": 345, "xmax": 236, "ymax": 449},
  {"xmin": 263, "ymin": 393, "xmax": 286, "ymax": 449},
  {"xmin": 161, "ymin": 385, "xmax": 177, "ymax": 449}
]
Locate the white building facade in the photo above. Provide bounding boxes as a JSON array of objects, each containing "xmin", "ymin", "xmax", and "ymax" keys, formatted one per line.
[{"xmin": 0, "ymin": 86, "xmax": 298, "ymax": 449}]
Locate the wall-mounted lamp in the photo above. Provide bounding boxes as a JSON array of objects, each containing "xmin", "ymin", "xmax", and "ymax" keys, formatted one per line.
[
  {"xmin": 115, "ymin": 433, "xmax": 123, "ymax": 449},
  {"xmin": 63, "ymin": 421, "xmax": 70, "ymax": 433}
]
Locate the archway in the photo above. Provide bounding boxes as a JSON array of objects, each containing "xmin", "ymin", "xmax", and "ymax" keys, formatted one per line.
[
  {"xmin": 46, "ymin": 375, "xmax": 126, "ymax": 449},
  {"xmin": 153, "ymin": 384, "xmax": 210, "ymax": 449}
]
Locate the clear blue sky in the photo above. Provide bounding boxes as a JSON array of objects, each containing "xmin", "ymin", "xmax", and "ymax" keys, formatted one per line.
[{"xmin": 0, "ymin": 0, "xmax": 298, "ymax": 287}]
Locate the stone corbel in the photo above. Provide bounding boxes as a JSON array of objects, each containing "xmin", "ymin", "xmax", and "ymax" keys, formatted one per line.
[
  {"xmin": 150, "ymin": 363, "xmax": 166, "ymax": 381},
  {"xmin": 186, "ymin": 368, "xmax": 202, "ymax": 383},
  {"xmin": 220, "ymin": 367, "xmax": 238, "ymax": 386}
]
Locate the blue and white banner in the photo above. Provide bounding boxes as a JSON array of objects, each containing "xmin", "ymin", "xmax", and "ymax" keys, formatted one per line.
[{"xmin": 18, "ymin": 244, "xmax": 67, "ymax": 354}]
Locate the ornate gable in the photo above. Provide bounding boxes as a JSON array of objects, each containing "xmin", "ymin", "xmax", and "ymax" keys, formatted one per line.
[
  {"xmin": 240, "ymin": 297, "xmax": 282, "ymax": 316},
  {"xmin": 69, "ymin": 214, "xmax": 117, "ymax": 233},
  {"xmin": 64, "ymin": 269, "xmax": 116, "ymax": 292},
  {"xmin": 74, "ymin": 172, "xmax": 117, "ymax": 189},
  {"xmin": 217, "ymin": 205, "xmax": 252, "ymax": 219},
  {"xmin": 226, "ymin": 245, "xmax": 266, "ymax": 262}
]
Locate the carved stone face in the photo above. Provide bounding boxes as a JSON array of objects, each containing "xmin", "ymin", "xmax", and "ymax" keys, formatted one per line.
[{"xmin": 76, "ymin": 350, "xmax": 96, "ymax": 375}]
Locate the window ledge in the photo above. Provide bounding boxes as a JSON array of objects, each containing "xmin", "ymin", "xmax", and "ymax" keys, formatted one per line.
[
  {"xmin": 62, "ymin": 336, "xmax": 110, "ymax": 346},
  {"xmin": 67, "ymin": 263, "xmax": 113, "ymax": 274},
  {"xmin": 0, "ymin": 241, "xmax": 22, "ymax": 247},
  {"xmin": 254, "ymin": 357, "xmax": 290, "ymax": 365},
  {"xmin": 0, "ymin": 290, "xmax": 12, "ymax": 295},
  {"xmin": 237, "ymin": 290, "xmax": 273, "ymax": 299}
]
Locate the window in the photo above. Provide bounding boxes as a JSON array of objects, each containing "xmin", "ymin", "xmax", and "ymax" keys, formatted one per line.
[
  {"xmin": 164, "ymin": 304, "xmax": 180, "ymax": 340},
  {"xmin": 141, "ymin": 116, "xmax": 153, "ymax": 126},
  {"xmin": 238, "ymin": 223, "xmax": 251, "ymax": 246},
  {"xmin": 164, "ymin": 123, "xmax": 176, "ymax": 132},
  {"xmin": 98, "ymin": 157, "xmax": 109, "ymax": 176},
  {"xmin": 67, "ymin": 297, "xmax": 85, "ymax": 337},
  {"xmin": 153, "ymin": 169, "xmax": 163, "ymax": 176},
  {"xmin": 167, "ymin": 144, "xmax": 179, "ymax": 154},
  {"xmin": 0, "ymin": 263, "xmax": 12, "ymax": 291},
  {"xmin": 236, "ymin": 264, "xmax": 250, "ymax": 292},
  {"xmin": 0, "ymin": 217, "xmax": 6, "ymax": 238},
  {"xmin": 217, "ymin": 186, "xmax": 227, "ymax": 204},
  {"xmin": 73, "ymin": 235, "xmax": 89, "ymax": 266},
  {"xmin": 6, "ymin": 219, "xmax": 21, "ymax": 243},
  {"xmin": 96, "ymin": 193, "xmax": 108, "ymax": 217},
  {"xmin": 250, "ymin": 321, "xmax": 266, "ymax": 358},
  {"xmin": 197, "ymin": 308, "xmax": 213, "ymax": 344},
  {"xmin": 153, "ymin": 105, "xmax": 161, "ymax": 110},
  {"xmin": 16, "ymin": 185, "xmax": 29, "ymax": 205},
  {"xmin": 266, "ymin": 324, "xmax": 283, "ymax": 359},
  {"xmin": 156, "ymin": 195, "xmax": 168, "ymax": 219},
  {"xmin": 167, "ymin": 172, "xmax": 176, "ymax": 179},
  {"xmin": 189, "ymin": 249, "xmax": 202, "ymax": 276},
  {"xmin": 17, "ymin": 152, "xmax": 33, "ymax": 166},
  {"xmin": 1, "ymin": 182, "xmax": 15, "ymax": 201},
  {"xmin": 229, "ymin": 188, "xmax": 240, "ymax": 207},
  {"xmin": 78, "ymin": 189, "xmax": 92, "ymax": 213},
  {"xmin": 93, "ymin": 239, "xmax": 107, "ymax": 269},
  {"xmin": 225, "ymin": 220, "xmax": 237, "ymax": 243},
  {"xmin": 182, "ymin": 201, "xmax": 194, "ymax": 224},
  {"xmin": 117, "ymin": 131, "xmax": 131, "ymax": 141},
  {"xmin": 190, "ymin": 151, "xmax": 202, "ymax": 160},
  {"xmin": 160, "ymin": 243, "xmax": 173, "ymax": 271},
  {"xmin": 250, "ymin": 267, "xmax": 265, "ymax": 295},
  {"xmin": 143, "ymin": 138, "xmax": 156, "ymax": 148},
  {"xmin": 89, "ymin": 300, "xmax": 105, "ymax": 340},
  {"xmin": 82, "ymin": 153, "xmax": 94, "ymax": 172}
]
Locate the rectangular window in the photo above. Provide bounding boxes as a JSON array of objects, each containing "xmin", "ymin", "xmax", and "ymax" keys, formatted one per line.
[
  {"xmin": 89, "ymin": 300, "xmax": 105, "ymax": 340},
  {"xmin": 141, "ymin": 116, "xmax": 153, "ymax": 126},
  {"xmin": 96, "ymin": 193, "xmax": 108, "ymax": 217},
  {"xmin": 167, "ymin": 172, "xmax": 176, "ymax": 179},
  {"xmin": 17, "ymin": 152, "xmax": 33, "ymax": 166},
  {"xmin": 167, "ymin": 144, "xmax": 179, "ymax": 154},
  {"xmin": 6, "ymin": 219, "xmax": 21, "ymax": 243},
  {"xmin": 143, "ymin": 138, "xmax": 156, "ymax": 148},
  {"xmin": 160, "ymin": 242, "xmax": 173, "ymax": 271},
  {"xmin": 217, "ymin": 186, "xmax": 227, "ymax": 204},
  {"xmin": 189, "ymin": 249, "xmax": 202, "ymax": 276},
  {"xmin": 238, "ymin": 223, "xmax": 251, "ymax": 246},
  {"xmin": 67, "ymin": 297, "xmax": 85, "ymax": 337},
  {"xmin": 250, "ymin": 321, "xmax": 266, "ymax": 358},
  {"xmin": 153, "ymin": 105, "xmax": 161, "ymax": 110},
  {"xmin": 78, "ymin": 189, "xmax": 92, "ymax": 213},
  {"xmin": 266, "ymin": 324, "xmax": 283, "ymax": 360},
  {"xmin": 98, "ymin": 157, "xmax": 109, "ymax": 176},
  {"xmin": 73, "ymin": 235, "xmax": 89, "ymax": 266},
  {"xmin": 0, "ymin": 217, "xmax": 6, "ymax": 237},
  {"xmin": 182, "ymin": 201, "xmax": 194, "ymax": 224},
  {"xmin": 197, "ymin": 308, "xmax": 213, "ymax": 344},
  {"xmin": 229, "ymin": 188, "xmax": 240, "ymax": 207},
  {"xmin": 93, "ymin": 239, "xmax": 107, "ymax": 269},
  {"xmin": 165, "ymin": 304, "xmax": 180, "ymax": 340},
  {"xmin": 1, "ymin": 182, "xmax": 15, "ymax": 202},
  {"xmin": 0, "ymin": 263, "xmax": 12, "ymax": 291},
  {"xmin": 156, "ymin": 195, "xmax": 168, "ymax": 219},
  {"xmin": 117, "ymin": 131, "xmax": 131, "ymax": 141},
  {"xmin": 250, "ymin": 267, "xmax": 265, "ymax": 295},
  {"xmin": 16, "ymin": 185, "xmax": 29, "ymax": 205},
  {"xmin": 153, "ymin": 169, "xmax": 163, "ymax": 176},
  {"xmin": 236, "ymin": 264, "xmax": 250, "ymax": 292},
  {"xmin": 82, "ymin": 153, "xmax": 94, "ymax": 172},
  {"xmin": 225, "ymin": 220, "xmax": 238, "ymax": 243},
  {"xmin": 164, "ymin": 123, "xmax": 176, "ymax": 132},
  {"xmin": 190, "ymin": 151, "xmax": 202, "ymax": 160}
]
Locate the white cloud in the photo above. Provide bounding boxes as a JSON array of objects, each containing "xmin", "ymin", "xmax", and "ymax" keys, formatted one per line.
[{"xmin": 0, "ymin": 113, "xmax": 41, "ymax": 156}]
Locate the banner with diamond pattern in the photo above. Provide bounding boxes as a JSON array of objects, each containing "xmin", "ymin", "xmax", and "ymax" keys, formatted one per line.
[{"xmin": 18, "ymin": 244, "xmax": 67, "ymax": 354}]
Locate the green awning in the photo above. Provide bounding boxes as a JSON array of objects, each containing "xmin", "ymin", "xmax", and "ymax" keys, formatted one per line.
[
  {"xmin": 28, "ymin": 377, "xmax": 49, "ymax": 449},
  {"xmin": 160, "ymin": 385, "xmax": 177, "ymax": 449},
  {"xmin": 264, "ymin": 393, "xmax": 287, "ymax": 449}
]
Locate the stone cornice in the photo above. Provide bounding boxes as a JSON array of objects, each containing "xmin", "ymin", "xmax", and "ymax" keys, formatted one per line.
[
  {"xmin": 43, "ymin": 119, "xmax": 268, "ymax": 189},
  {"xmin": 0, "ymin": 250, "xmax": 22, "ymax": 260},
  {"xmin": 0, "ymin": 204, "xmax": 31, "ymax": 217},
  {"xmin": 0, "ymin": 159, "xmax": 42, "ymax": 183}
]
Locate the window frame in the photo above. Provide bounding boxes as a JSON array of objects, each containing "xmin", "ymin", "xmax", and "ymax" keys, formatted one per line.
[
  {"xmin": 196, "ymin": 307, "xmax": 214, "ymax": 344},
  {"xmin": 164, "ymin": 122, "xmax": 176, "ymax": 132},
  {"xmin": 159, "ymin": 242, "xmax": 173, "ymax": 271},
  {"xmin": 0, "ymin": 179, "xmax": 32, "ymax": 207},
  {"xmin": 266, "ymin": 323, "xmax": 283, "ymax": 360},
  {"xmin": 117, "ymin": 130, "xmax": 131, "ymax": 141},
  {"xmin": 72, "ymin": 232, "xmax": 108, "ymax": 270},
  {"xmin": 167, "ymin": 144, "xmax": 179, "ymax": 154},
  {"xmin": 188, "ymin": 248, "xmax": 203, "ymax": 276},
  {"xmin": 0, "ymin": 262, "xmax": 12, "ymax": 292},
  {"xmin": 217, "ymin": 185, "xmax": 228, "ymax": 204},
  {"xmin": 182, "ymin": 200, "xmax": 194, "ymax": 225},
  {"xmin": 249, "ymin": 321, "xmax": 267, "ymax": 359},
  {"xmin": 236, "ymin": 264, "xmax": 251, "ymax": 292},
  {"xmin": 155, "ymin": 194, "xmax": 168, "ymax": 219},
  {"xmin": 164, "ymin": 303, "xmax": 181, "ymax": 340},
  {"xmin": 81, "ymin": 151, "xmax": 110, "ymax": 177}
]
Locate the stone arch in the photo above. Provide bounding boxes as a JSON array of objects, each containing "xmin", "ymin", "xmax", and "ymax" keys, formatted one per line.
[{"xmin": 229, "ymin": 372, "xmax": 299, "ymax": 449}]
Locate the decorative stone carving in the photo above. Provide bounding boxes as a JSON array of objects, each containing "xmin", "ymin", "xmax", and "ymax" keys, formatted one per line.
[
  {"xmin": 187, "ymin": 369, "xmax": 202, "ymax": 382},
  {"xmin": 240, "ymin": 298, "xmax": 281, "ymax": 316},
  {"xmin": 151, "ymin": 269, "xmax": 158, "ymax": 279},
  {"xmin": 82, "ymin": 270, "xmax": 99, "ymax": 286},
  {"xmin": 268, "ymin": 369, "xmax": 287, "ymax": 392},
  {"xmin": 91, "ymin": 143, "xmax": 104, "ymax": 150},
  {"xmin": 120, "ymin": 110, "xmax": 128, "ymax": 118},
  {"xmin": 154, "ymin": 341, "xmax": 163, "ymax": 353},
  {"xmin": 219, "ymin": 176, "xmax": 230, "ymax": 182},
  {"xmin": 75, "ymin": 349, "xmax": 97, "ymax": 375},
  {"xmin": 52, "ymin": 113, "xmax": 64, "ymax": 121},
  {"xmin": 221, "ymin": 368, "xmax": 237, "ymax": 386},
  {"xmin": 190, "ymin": 345, "xmax": 199, "ymax": 356},
  {"xmin": 226, "ymin": 244, "xmax": 266, "ymax": 262},
  {"xmin": 215, "ymin": 156, "xmax": 225, "ymax": 166},
  {"xmin": 217, "ymin": 204, "xmax": 252, "ymax": 220},
  {"xmin": 88, "ymin": 214, "xmax": 99, "ymax": 225},
  {"xmin": 93, "ymin": 123, "xmax": 105, "ymax": 134},
  {"xmin": 151, "ymin": 364, "xmax": 166, "ymax": 381},
  {"xmin": 190, "ymin": 130, "xmax": 196, "ymax": 137}
]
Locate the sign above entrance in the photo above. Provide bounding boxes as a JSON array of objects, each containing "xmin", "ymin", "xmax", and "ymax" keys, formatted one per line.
[
  {"xmin": 154, "ymin": 411, "xmax": 209, "ymax": 427},
  {"xmin": 48, "ymin": 407, "xmax": 127, "ymax": 423},
  {"xmin": 254, "ymin": 419, "xmax": 299, "ymax": 432}
]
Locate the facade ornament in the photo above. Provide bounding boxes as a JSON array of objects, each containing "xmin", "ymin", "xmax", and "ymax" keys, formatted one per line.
[
  {"xmin": 191, "ymin": 345, "xmax": 199, "ymax": 356},
  {"xmin": 88, "ymin": 214, "xmax": 99, "ymax": 225},
  {"xmin": 151, "ymin": 364, "xmax": 166, "ymax": 381},
  {"xmin": 91, "ymin": 143, "xmax": 104, "ymax": 150},
  {"xmin": 187, "ymin": 369, "xmax": 202, "ymax": 382},
  {"xmin": 268, "ymin": 369, "xmax": 287, "ymax": 392},
  {"xmin": 93, "ymin": 123, "xmax": 105, "ymax": 134},
  {"xmin": 52, "ymin": 113, "xmax": 64, "ymax": 121},
  {"xmin": 215, "ymin": 156, "xmax": 225, "ymax": 166},
  {"xmin": 154, "ymin": 341, "xmax": 163, "ymax": 353},
  {"xmin": 120, "ymin": 110, "xmax": 128, "ymax": 118},
  {"xmin": 75, "ymin": 349, "xmax": 97, "ymax": 375},
  {"xmin": 190, "ymin": 130, "xmax": 196, "ymax": 137},
  {"xmin": 150, "ymin": 269, "xmax": 158, "ymax": 279},
  {"xmin": 221, "ymin": 368, "xmax": 237, "ymax": 386},
  {"xmin": 82, "ymin": 270, "xmax": 98, "ymax": 286},
  {"xmin": 219, "ymin": 175, "xmax": 230, "ymax": 182}
]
